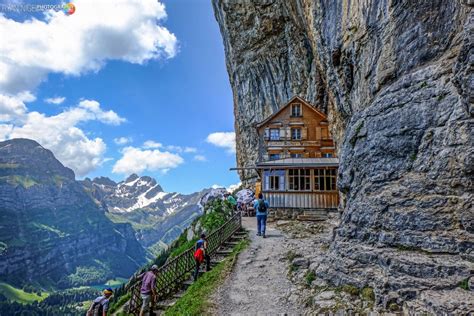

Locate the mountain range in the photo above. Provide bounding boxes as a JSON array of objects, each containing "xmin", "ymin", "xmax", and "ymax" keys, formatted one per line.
[{"xmin": 0, "ymin": 138, "xmax": 209, "ymax": 289}]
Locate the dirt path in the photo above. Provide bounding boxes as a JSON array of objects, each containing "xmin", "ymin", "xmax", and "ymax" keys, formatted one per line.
[{"xmin": 210, "ymin": 216, "xmax": 304, "ymax": 315}]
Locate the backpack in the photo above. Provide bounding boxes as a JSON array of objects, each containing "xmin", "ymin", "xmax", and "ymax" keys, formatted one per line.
[
  {"xmin": 194, "ymin": 248, "xmax": 204, "ymax": 263},
  {"xmin": 87, "ymin": 297, "xmax": 106, "ymax": 316},
  {"xmin": 257, "ymin": 199, "xmax": 267, "ymax": 213}
]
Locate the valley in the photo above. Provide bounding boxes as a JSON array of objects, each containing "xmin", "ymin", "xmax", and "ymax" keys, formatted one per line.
[{"xmin": 0, "ymin": 138, "xmax": 218, "ymax": 313}]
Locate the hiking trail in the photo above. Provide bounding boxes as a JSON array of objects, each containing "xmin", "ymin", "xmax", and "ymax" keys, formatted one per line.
[{"xmin": 209, "ymin": 216, "xmax": 304, "ymax": 315}]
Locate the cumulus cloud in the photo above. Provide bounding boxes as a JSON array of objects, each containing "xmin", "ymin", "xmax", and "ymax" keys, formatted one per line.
[
  {"xmin": 0, "ymin": 91, "xmax": 35, "ymax": 121},
  {"xmin": 206, "ymin": 132, "xmax": 236, "ymax": 153},
  {"xmin": 44, "ymin": 96, "xmax": 66, "ymax": 105},
  {"xmin": 114, "ymin": 137, "xmax": 132, "ymax": 145},
  {"xmin": 193, "ymin": 155, "xmax": 207, "ymax": 162},
  {"xmin": 112, "ymin": 146, "xmax": 183, "ymax": 175},
  {"xmin": 0, "ymin": 99, "xmax": 125, "ymax": 176},
  {"xmin": 0, "ymin": 0, "xmax": 178, "ymax": 95}
]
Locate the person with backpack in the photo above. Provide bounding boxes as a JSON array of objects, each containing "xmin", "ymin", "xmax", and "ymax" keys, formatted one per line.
[
  {"xmin": 193, "ymin": 233, "xmax": 210, "ymax": 281},
  {"xmin": 87, "ymin": 288, "xmax": 113, "ymax": 316},
  {"xmin": 254, "ymin": 193, "xmax": 269, "ymax": 238},
  {"xmin": 139, "ymin": 265, "xmax": 158, "ymax": 316}
]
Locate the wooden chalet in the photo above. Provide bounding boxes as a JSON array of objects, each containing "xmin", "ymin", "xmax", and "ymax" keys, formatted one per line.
[{"xmin": 255, "ymin": 96, "xmax": 339, "ymax": 211}]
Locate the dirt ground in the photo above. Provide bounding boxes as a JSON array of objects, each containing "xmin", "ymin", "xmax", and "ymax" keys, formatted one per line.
[{"xmin": 209, "ymin": 216, "xmax": 306, "ymax": 315}]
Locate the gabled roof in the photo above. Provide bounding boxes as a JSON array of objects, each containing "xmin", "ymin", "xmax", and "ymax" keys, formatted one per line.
[{"xmin": 256, "ymin": 96, "xmax": 327, "ymax": 129}]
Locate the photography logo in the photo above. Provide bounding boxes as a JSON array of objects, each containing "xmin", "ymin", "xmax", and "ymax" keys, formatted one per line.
[{"xmin": 63, "ymin": 3, "xmax": 75, "ymax": 15}]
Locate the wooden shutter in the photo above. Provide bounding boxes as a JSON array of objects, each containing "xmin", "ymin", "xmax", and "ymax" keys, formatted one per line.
[
  {"xmin": 286, "ymin": 127, "xmax": 291, "ymax": 140},
  {"xmin": 279, "ymin": 127, "xmax": 286, "ymax": 140},
  {"xmin": 264, "ymin": 175, "xmax": 269, "ymax": 191},
  {"xmin": 279, "ymin": 175, "xmax": 285, "ymax": 191},
  {"xmin": 264, "ymin": 128, "xmax": 270, "ymax": 140},
  {"xmin": 322, "ymin": 127, "xmax": 328, "ymax": 139},
  {"xmin": 315, "ymin": 127, "xmax": 321, "ymax": 140},
  {"xmin": 301, "ymin": 127, "xmax": 308, "ymax": 140}
]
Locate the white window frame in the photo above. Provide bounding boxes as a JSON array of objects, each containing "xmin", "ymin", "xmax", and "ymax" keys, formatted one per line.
[
  {"xmin": 291, "ymin": 128, "xmax": 302, "ymax": 140},
  {"xmin": 291, "ymin": 103, "xmax": 302, "ymax": 117},
  {"xmin": 269, "ymin": 128, "xmax": 280, "ymax": 140}
]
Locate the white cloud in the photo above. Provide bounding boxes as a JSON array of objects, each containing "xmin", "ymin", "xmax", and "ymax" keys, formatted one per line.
[
  {"xmin": 194, "ymin": 155, "xmax": 207, "ymax": 162},
  {"xmin": 112, "ymin": 146, "xmax": 183, "ymax": 175},
  {"xmin": 0, "ymin": 99, "xmax": 125, "ymax": 176},
  {"xmin": 114, "ymin": 136, "xmax": 132, "ymax": 145},
  {"xmin": 77, "ymin": 99, "xmax": 125, "ymax": 125},
  {"xmin": 0, "ymin": 0, "xmax": 178, "ymax": 94},
  {"xmin": 206, "ymin": 132, "xmax": 236, "ymax": 153},
  {"xmin": 184, "ymin": 147, "xmax": 197, "ymax": 153},
  {"xmin": 0, "ymin": 91, "xmax": 35, "ymax": 121},
  {"xmin": 227, "ymin": 182, "xmax": 242, "ymax": 193},
  {"xmin": 143, "ymin": 141, "xmax": 197, "ymax": 154},
  {"xmin": 143, "ymin": 140, "xmax": 163, "ymax": 149},
  {"xmin": 44, "ymin": 96, "xmax": 66, "ymax": 105}
]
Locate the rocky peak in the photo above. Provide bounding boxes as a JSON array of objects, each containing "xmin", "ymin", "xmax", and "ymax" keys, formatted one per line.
[
  {"xmin": 0, "ymin": 138, "xmax": 75, "ymax": 182},
  {"xmin": 92, "ymin": 176, "xmax": 117, "ymax": 187},
  {"xmin": 125, "ymin": 173, "xmax": 139, "ymax": 183}
]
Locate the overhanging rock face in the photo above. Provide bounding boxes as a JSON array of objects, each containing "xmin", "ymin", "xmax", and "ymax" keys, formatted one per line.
[{"xmin": 213, "ymin": 0, "xmax": 473, "ymax": 312}]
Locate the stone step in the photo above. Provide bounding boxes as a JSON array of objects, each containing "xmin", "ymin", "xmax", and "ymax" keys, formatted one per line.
[
  {"xmin": 182, "ymin": 280, "xmax": 194, "ymax": 287},
  {"xmin": 155, "ymin": 299, "xmax": 176, "ymax": 310},
  {"xmin": 296, "ymin": 214, "xmax": 327, "ymax": 221},
  {"xmin": 303, "ymin": 209, "xmax": 328, "ymax": 216},
  {"xmin": 172, "ymin": 292, "xmax": 185, "ymax": 299},
  {"xmin": 230, "ymin": 235, "xmax": 246, "ymax": 241},
  {"xmin": 215, "ymin": 248, "xmax": 233, "ymax": 255},
  {"xmin": 224, "ymin": 241, "xmax": 240, "ymax": 247}
]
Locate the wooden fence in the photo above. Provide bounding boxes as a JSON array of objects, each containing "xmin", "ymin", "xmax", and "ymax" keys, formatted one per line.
[{"xmin": 127, "ymin": 211, "xmax": 242, "ymax": 315}]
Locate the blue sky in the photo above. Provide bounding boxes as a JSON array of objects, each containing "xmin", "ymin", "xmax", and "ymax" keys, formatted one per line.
[{"xmin": 0, "ymin": 0, "xmax": 240, "ymax": 193}]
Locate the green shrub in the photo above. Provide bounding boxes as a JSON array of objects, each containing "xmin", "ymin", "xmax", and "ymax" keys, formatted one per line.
[
  {"xmin": 459, "ymin": 278, "xmax": 469, "ymax": 291},
  {"xmin": 305, "ymin": 271, "xmax": 316, "ymax": 286},
  {"xmin": 361, "ymin": 287, "xmax": 375, "ymax": 302},
  {"xmin": 342, "ymin": 284, "xmax": 359, "ymax": 296}
]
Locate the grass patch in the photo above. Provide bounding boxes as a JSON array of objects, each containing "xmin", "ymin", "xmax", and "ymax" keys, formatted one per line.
[
  {"xmin": 108, "ymin": 292, "xmax": 130, "ymax": 314},
  {"xmin": 458, "ymin": 278, "xmax": 469, "ymax": 291},
  {"xmin": 361, "ymin": 286, "xmax": 375, "ymax": 302},
  {"xmin": 0, "ymin": 282, "xmax": 48, "ymax": 303},
  {"xmin": 285, "ymin": 250, "xmax": 301, "ymax": 262},
  {"xmin": 342, "ymin": 284, "xmax": 359, "ymax": 296},
  {"xmin": 164, "ymin": 238, "xmax": 249, "ymax": 316},
  {"xmin": 9, "ymin": 175, "xmax": 38, "ymax": 188},
  {"xmin": 0, "ymin": 163, "xmax": 19, "ymax": 169},
  {"xmin": 305, "ymin": 271, "xmax": 316, "ymax": 286}
]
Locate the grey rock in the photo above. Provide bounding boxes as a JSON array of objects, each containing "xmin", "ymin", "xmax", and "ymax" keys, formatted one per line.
[
  {"xmin": 292, "ymin": 257, "xmax": 309, "ymax": 268},
  {"xmin": 213, "ymin": 0, "xmax": 474, "ymax": 313},
  {"xmin": 316, "ymin": 290, "xmax": 336, "ymax": 300}
]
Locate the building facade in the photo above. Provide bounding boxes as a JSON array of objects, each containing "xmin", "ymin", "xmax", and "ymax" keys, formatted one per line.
[{"xmin": 255, "ymin": 96, "xmax": 339, "ymax": 216}]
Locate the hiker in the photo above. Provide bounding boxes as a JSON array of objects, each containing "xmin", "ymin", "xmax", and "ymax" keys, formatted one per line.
[
  {"xmin": 87, "ymin": 288, "xmax": 113, "ymax": 316},
  {"xmin": 254, "ymin": 193, "xmax": 269, "ymax": 238},
  {"xmin": 193, "ymin": 233, "xmax": 211, "ymax": 281},
  {"xmin": 226, "ymin": 193, "xmax": 237, "ymax": 213},
  {"xmin": 139, "ymin": 265, "xmax": 159, "ymax": 316}
]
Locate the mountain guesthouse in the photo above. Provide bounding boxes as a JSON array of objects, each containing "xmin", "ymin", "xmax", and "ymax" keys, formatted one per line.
[{"xmin": 255, "ymin": 96, "xmax": 339, "ymax": 219}]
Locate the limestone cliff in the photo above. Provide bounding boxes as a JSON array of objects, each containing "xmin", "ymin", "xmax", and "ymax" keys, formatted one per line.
[{"xmin": 213, "ymin": 0, "xmax": 473, "ymax": 312}]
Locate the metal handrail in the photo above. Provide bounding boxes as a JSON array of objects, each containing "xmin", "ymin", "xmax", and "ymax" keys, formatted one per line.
[{"xmin": 127, "ymin": 211, "xmax": 242, "ymax": 315}]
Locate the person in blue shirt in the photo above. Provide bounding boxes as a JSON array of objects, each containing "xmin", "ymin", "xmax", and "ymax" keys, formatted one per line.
[
  {"xmin": 194, "ymin": 233, "xmax": 211, "ymax": 281},
  {"xmin": 253, "ymin": 193, "xmax": 269, "ymax": 238}
]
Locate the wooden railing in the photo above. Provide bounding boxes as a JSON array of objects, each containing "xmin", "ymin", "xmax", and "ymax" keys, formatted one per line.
[{"xmin": 127, "ymin": 211, "xmax": 242, "ymax": 315}]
